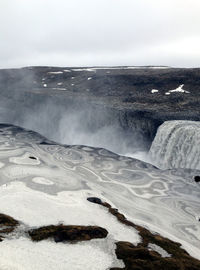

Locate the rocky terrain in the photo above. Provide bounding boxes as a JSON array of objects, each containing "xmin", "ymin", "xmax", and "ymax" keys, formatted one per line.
[{"xmin": 0, "ymin": 66, "xmax": 200, "ymax": 147}]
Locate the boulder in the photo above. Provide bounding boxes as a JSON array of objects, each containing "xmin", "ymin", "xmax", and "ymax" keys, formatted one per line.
[{"xmin": 28, "ymin": 225, "xmax": 108, "ymax": 242}]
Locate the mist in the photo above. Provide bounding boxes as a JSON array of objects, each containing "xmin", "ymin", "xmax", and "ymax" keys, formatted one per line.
[
  {"xmin": 0, "ymin": 89, "xmax": 150, "ymax": 159},
  {"xmin": 18, "ymin": 101, "xmax": 150, "ymax": 155}
]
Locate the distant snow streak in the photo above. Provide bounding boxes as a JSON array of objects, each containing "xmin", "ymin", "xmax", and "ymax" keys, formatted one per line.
[
  {"xmin": 47, "ymin": 71, "xmax": 63, "ymax": 74},
  {"xmin": 151, "ymin": 89, "xmax": 159, "ymax": 93}
]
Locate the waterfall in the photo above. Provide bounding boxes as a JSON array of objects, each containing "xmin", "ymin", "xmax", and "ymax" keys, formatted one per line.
[{"xmin": 149, "ymin": 120, "xmax": 200, "ymax": 170}]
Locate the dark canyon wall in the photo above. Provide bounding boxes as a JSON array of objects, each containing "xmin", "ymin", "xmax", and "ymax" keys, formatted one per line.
[{"xmin": 0, "ymin": 66, "xmax": 199, "ymax": 154}]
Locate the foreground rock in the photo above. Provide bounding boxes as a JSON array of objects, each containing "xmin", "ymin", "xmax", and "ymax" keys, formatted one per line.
[
  {"xmin": 87, "ymin": 197, "xmax": 200, "ymax": 270},
  {"xmin": 0, "ymin": 213, "xmax": 19, "ymax": 241},
  {"xmin": 1, "ymin": 205, "xmax": 200, "ymax": 269},
  {"xmin": 194, "ymin": 176, "xmax": 200, "ymax": 183},
  {"xmin": 28, "ymin": 225, "xmax": 108, "ymax": 242},
  {"xmin": 111, "ymin": 241, "xmax": 200, "ymax": 270}
]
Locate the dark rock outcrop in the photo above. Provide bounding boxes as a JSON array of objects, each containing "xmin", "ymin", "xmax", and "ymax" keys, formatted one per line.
[
  {"xmin": 111, "ymin": 241, "xmax": 200, "ymax": 270},
  {"xmin": 29, "ymin": 156, "xmax": 37, "ymax": 160},
  {"xmin": 87, "ymin": 197, "xmax": 102, "ymax": 205},
  {"xmin": 0, "ymin": 213, "xmax": 19, "ymax": 241},
  {"xmin": 194, "ymin": 176, "xmax": 200, "ymax": 183},
  {"xmin": 86, "ymin": 198, "xmax": 200, "ymax": 270},
  {"xmin": 28, "ymin": 225, "xmax": 108, "ymax": 242}
]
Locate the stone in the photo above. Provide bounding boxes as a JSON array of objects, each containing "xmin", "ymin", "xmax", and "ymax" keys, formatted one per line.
[
  {"xmin": 29, "ymin": 156, "xmax": 37, "ymax": 160},
  {"xmin": 28, "ymin": 225, "xmax": 108, "ymax": 242},
  {"xmin": 89, "ymin": 201, "xmax": 200, "ymax": 270},
  {"xmin": 87, "ymin": 197, "xmax": 102, "ymax": 205},
  {"xmin": 194, "ymin": 176, "xmax": 200, "ymax": 182},
  {"xmin": 0, "ymin": 213, "xmax": 19, "ymax": 240}
]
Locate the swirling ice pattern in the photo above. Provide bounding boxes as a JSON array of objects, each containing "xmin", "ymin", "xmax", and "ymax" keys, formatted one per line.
[
  {"xmin": 0, "ymin": 125, "xmax": 200, "ymax": 259},
  {"xmin": 149, "ymin": 120, "xmax": 200, "ymax": 170}
]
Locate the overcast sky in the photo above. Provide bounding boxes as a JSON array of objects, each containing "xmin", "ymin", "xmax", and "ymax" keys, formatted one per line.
[{"xmin": 1, "ymin": 0, "xmax": 200, "ymax": 68}]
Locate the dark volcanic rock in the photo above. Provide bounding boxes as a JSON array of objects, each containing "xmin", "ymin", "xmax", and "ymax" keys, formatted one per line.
[
  {"xmin": 0, "ymin": 213, "xmax": 19, "ymax": 241},
  {"xmin": 194, "ymin": 176, "xmax": 200, "ymax": 182},
  {"xmin": 0, "ymin": 213, "xmax": 18, "ymax": 227},
  {"xmin": 28, "ymin": 225, "xmax": 108, "ymax": 242},
  {"xmin": 111, "ymin": 240, "xmax": 200, "ymax": 270},
  {"xmin": 29, "ymin": 156, "xmax": 37, "ymax": 160},
  {"xmin": 87, "ymin": 197, "xmax": 102, "ymax": 205},
  {"xmin": 110, "ymin": 241, "xmax": 199, "ymax": 270},
  {"xmin": 87, "ymin": 198, "xmax": 200, "ymax": 270}
]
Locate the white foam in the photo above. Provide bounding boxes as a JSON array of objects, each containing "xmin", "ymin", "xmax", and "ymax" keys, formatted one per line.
[
  {"xmin": 149, "ymin": 120, "xmax": 200, "ymax": 170},
  {"xmin": 126, "ymin": 151, "xmax": 150, "ymax": 164}
]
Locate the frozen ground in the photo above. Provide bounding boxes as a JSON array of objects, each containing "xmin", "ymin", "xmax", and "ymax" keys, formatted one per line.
[{"xmin": 0, "ymin": 124, "xmax": 200, "ymax": 269}]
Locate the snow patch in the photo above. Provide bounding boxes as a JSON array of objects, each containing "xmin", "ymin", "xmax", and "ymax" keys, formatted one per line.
[
  {"xmin": 151, "ymin": 89, "xmax": 159, "ymax": 94},
  {"xmin": 148, "ymin": 243, "xmax": 171, "ymax": 257},
  {"xmin": 168, "ymin": 84, "xmax": 190, "ymax": 94},
  {"xmin": 52, "ymin": 88, "xmax": 66, "ymax": 91},
  {"xmin": 0, "ymin": 182, "xmax": 140, "ymax": 244},
  {"xmin": 9, "ymin": 153, "xmax": 40, "ymax": 165},
  {"xmin": 72, "ymin": 68, "xmax": 95, "ymax": 72},
  {"xmin": 0, "ymin": 237, "xmax": 122, "ymax": 270},
  {"xmin": 32, "ymin": 177, "xmax": 54, "ymax": 185},
  {"xmin": 47, "ymin": 71, "xmax": 63, "ymax": 75}
]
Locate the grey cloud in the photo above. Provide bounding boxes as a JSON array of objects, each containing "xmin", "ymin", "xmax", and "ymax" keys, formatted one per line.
[{"xmin": 0, "ymin": 0, "xmax": 200, "ymax": 68}]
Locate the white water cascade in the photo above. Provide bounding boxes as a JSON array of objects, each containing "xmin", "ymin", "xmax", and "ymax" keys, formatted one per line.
[{"xmin": 149, "ymin": 120, "xmax": 200, "ymax": 170}]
